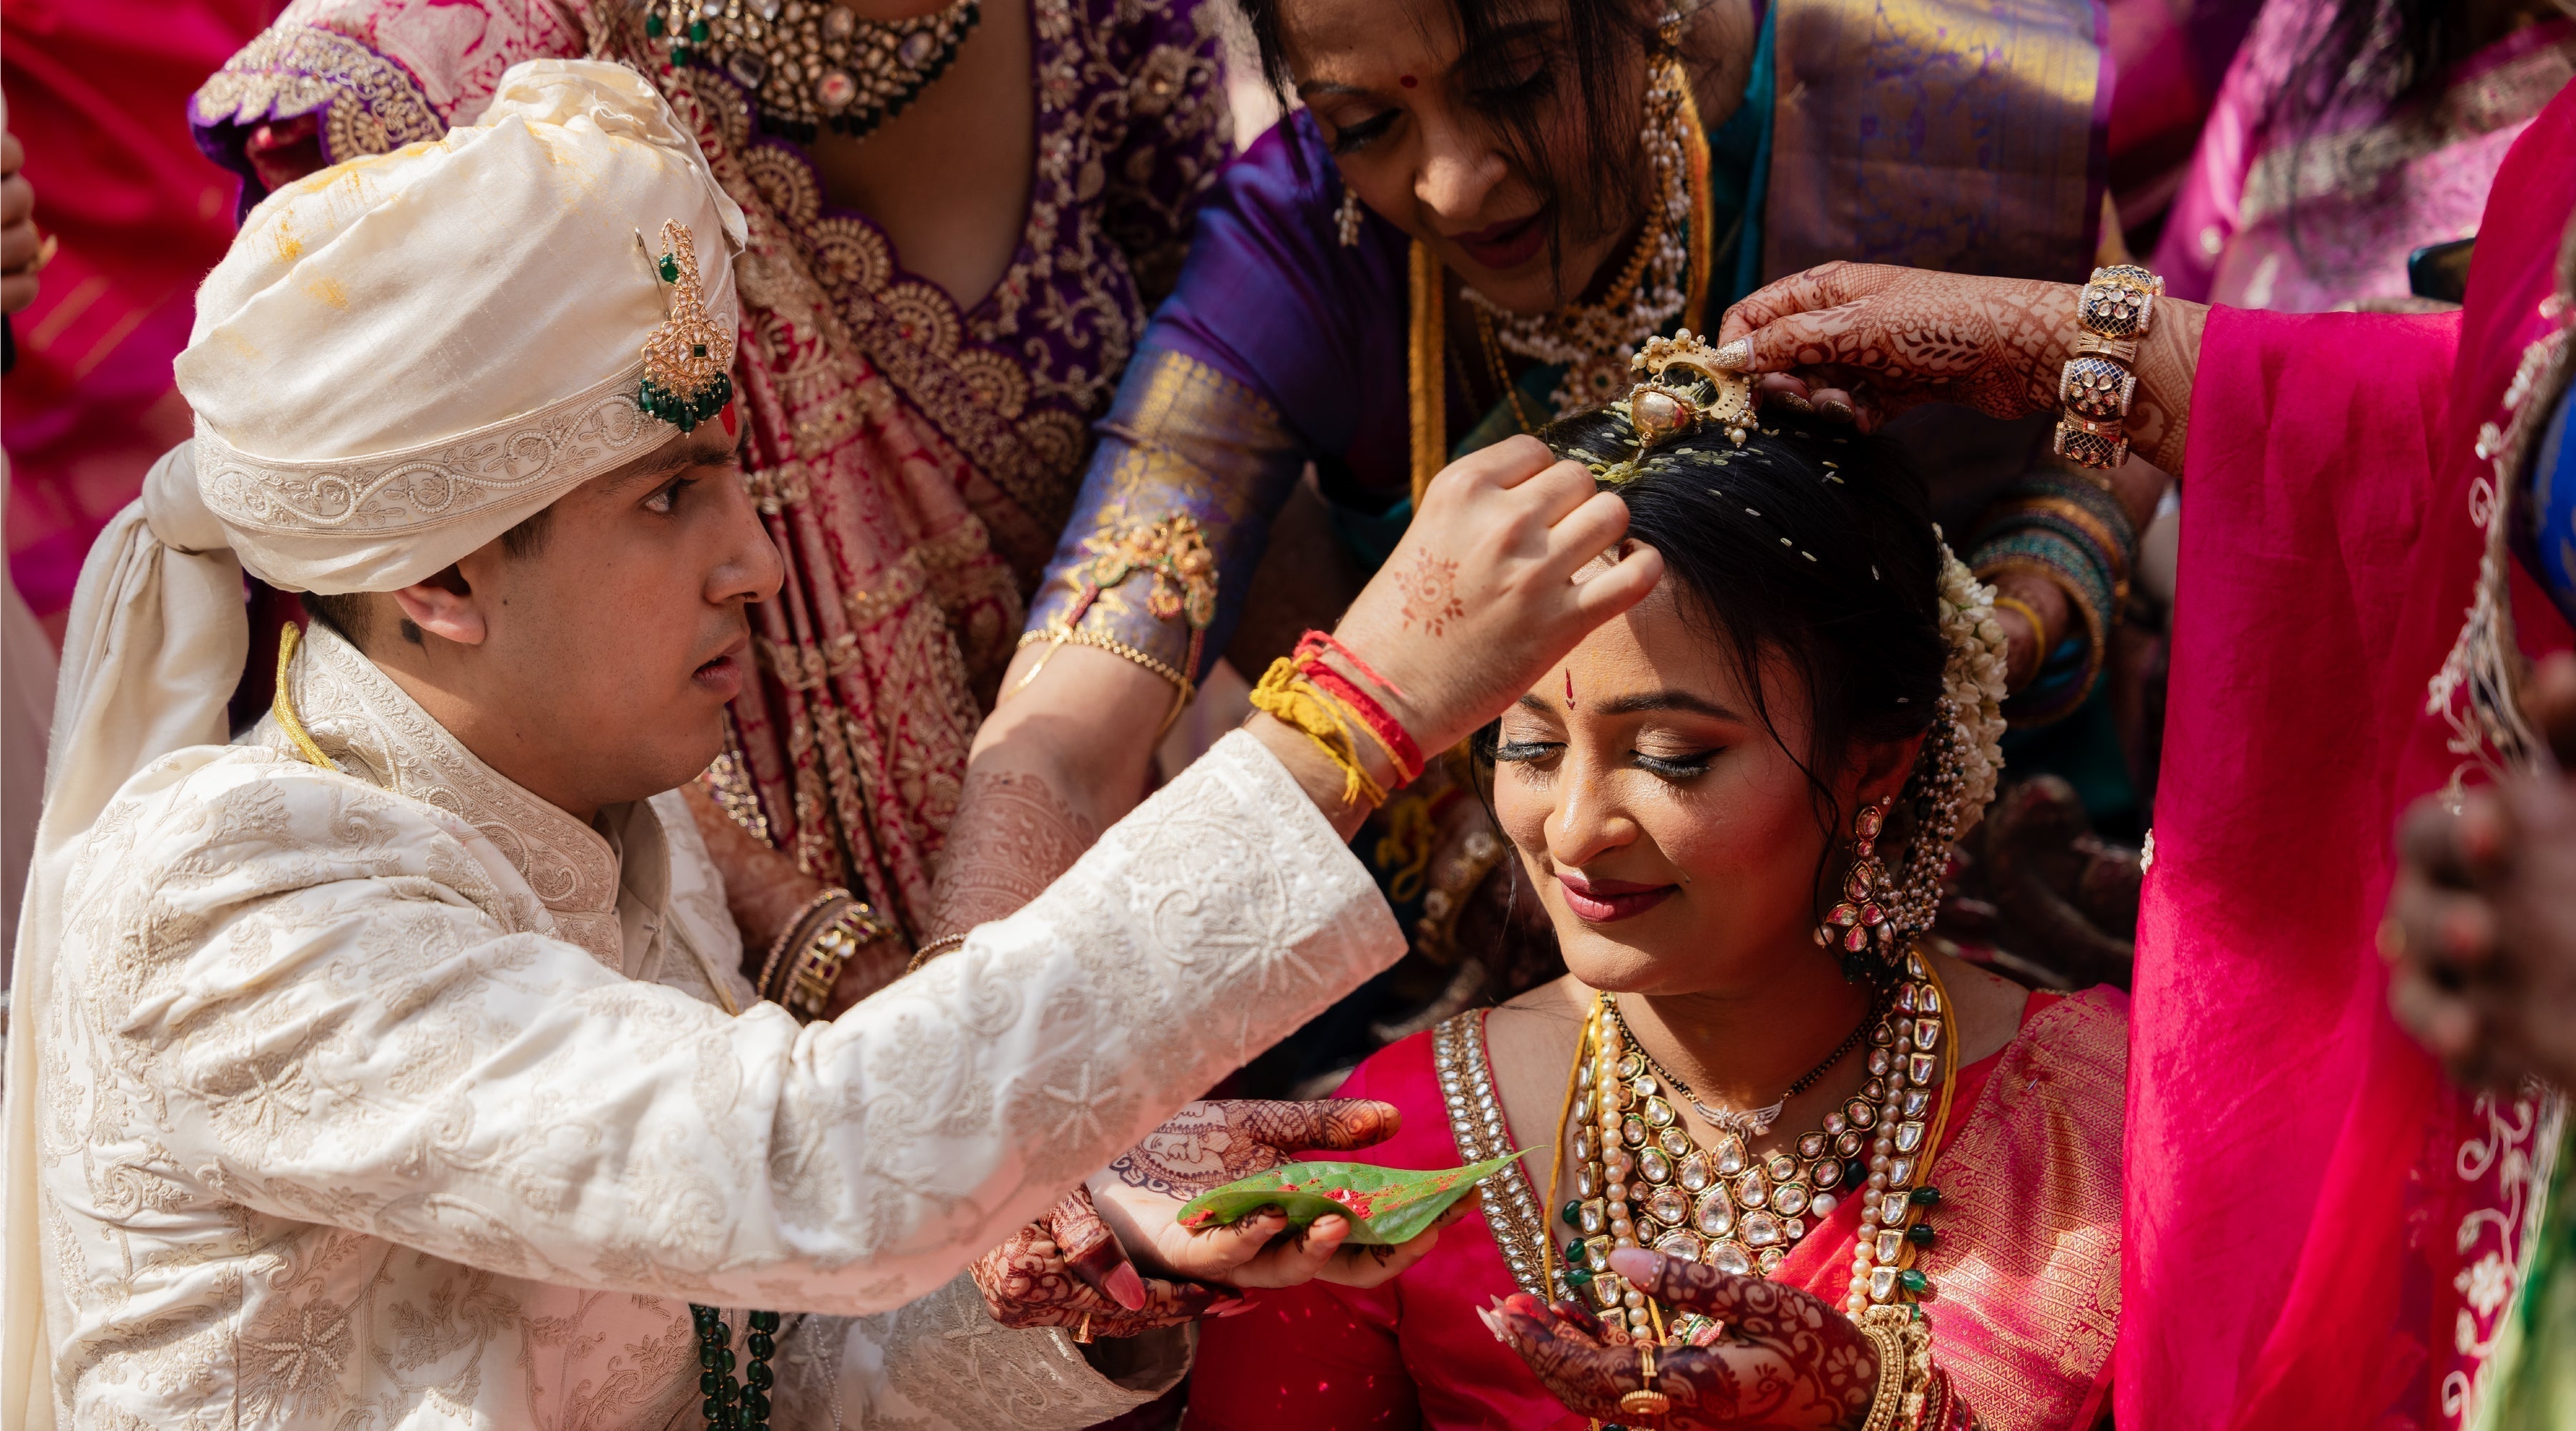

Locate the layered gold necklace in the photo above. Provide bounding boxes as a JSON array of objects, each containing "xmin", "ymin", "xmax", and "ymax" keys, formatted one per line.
[{"xmin": 1548, "ymin": 949, "xmax": 1961, "ymax": 1346}]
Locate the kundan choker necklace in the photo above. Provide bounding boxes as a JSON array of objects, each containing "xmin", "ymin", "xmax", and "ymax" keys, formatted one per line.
[
  {"xmin": 650, "ymin": 0, "xmax": 980, "ymax": 142},
  {"xmin": 1547, "ymin": 951, "xmax": 1961, "ymax": 1348},
  {"xmin": 1605, "ymin": 995, "xmax": 1877, "ymax": 1139}
]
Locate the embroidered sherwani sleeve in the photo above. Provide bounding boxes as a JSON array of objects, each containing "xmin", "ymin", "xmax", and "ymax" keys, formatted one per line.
[
  {"xmin": 66, "ymin": 728, "xmax": 1400, "ymax": 1317},
  {"xmin": 772, "ymin": 1275, "xmax": 1194, "ymax": 1430}
]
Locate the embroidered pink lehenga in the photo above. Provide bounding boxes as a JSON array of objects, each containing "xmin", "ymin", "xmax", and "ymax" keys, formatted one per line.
[{"xmin": 1186, "ymin": 990, "xmax": 2127, "ymax": 1430}]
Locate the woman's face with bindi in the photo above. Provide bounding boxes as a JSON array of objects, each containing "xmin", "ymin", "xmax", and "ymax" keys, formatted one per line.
[
  {"xmin": 1275, "ymin": 0, "xmax": 1650, "ymax": 313},
  {"xmin": 1491, "ymin": 567, "xmax": 1919, "ymax": 997}
]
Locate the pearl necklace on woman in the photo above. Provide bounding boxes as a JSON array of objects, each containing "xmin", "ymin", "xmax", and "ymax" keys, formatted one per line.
[{"xmin": 1547, "ymin": 949, "xmax": 1961, "ymax": 1347}]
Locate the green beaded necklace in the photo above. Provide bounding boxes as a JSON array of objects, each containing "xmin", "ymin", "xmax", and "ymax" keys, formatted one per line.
[{"xmin": 693, "ymin": 1303, "xmax": 781, "ymax": 1430}]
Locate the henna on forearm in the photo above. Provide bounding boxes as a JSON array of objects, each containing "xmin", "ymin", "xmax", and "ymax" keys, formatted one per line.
[
  {"xmin": 927, "ymin": 766, "xmax": 1100, "ymax": 938},
  {"xmin": 2129, "ymin": 298, "xmax": 2207, "ymax": 477},
  {"xmin": 1986, "ymin": 569, "xmax": 2074, "ymax": 692},
  {"xmin": 972, "ymin": 1188, "xmax": 1233, "ymax": 1339},
  {"xmin": 681, "ymin": 780, "xmax": 831, "ymax": 976}
]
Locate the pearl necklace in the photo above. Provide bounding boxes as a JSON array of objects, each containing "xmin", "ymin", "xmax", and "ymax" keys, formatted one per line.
[
  {"xmin": 1463, "ymin": 19, "xmax": 1695, "ymax": 418},
  {"xmin": 1548, "ymin": 951, "xmax": 1958, "ymax": 1345}
]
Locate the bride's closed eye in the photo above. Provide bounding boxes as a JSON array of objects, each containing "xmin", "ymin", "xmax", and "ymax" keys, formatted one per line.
[{"xmin": 1630, "ymin": 748, "xmax": 1718, "ymax": 780}]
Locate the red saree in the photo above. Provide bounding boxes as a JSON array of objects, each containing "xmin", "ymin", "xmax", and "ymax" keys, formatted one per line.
[
  {"xmin": 1186, "ymin": 988, "xmax": 2127, "ymax": 1430},
  {"xmin": 2124, "ymin": 83, "xmax": 2576, "ymax": 1431}
]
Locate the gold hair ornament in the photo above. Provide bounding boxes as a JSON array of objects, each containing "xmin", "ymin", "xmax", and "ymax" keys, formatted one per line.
[
  {"xmin": 1596, "ymin": 329, "xmax": 1757, "ymax": 482},
  {"xmin": 638, "ymin": 220, "xmax": 735, "ymax": 432}
]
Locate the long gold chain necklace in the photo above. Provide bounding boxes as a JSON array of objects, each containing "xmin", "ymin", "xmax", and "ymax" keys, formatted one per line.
[
  {"xmin": 1546, "ymin": 949, "xmax": 1961, "ymax": 1349},
  {"xmin": 649, "ymin": 0, "xmax": 980, "ymax": 142},
  {"xmin": 1472, "ymin": 304, "xmax": 1538, "ymax": 436}
]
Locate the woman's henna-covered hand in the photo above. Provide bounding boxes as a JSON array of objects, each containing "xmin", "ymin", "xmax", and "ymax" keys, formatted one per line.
[
  {"xmin": 1483, "ymin": 1249, "xmax": 1882, "ymax": 1430},
  {"xmin": 1714, "ymin": 263, "xmax": 2205, "ymax": 474},
  {"xmin": 972, "ymin": 1184, "xmax": 1240, "ymax": 1339},
  {"xmin": 1108, "ymin": 1098, "xmax": 1400, "ymax": 1197}
]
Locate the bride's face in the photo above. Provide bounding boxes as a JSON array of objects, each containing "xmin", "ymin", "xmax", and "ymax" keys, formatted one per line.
[
  {"xmin": 1491, "ymin": 573, "xmax": 1918, "ymax": 996},
  {"xmin": 1276, "ymin": 0, "xmax": 1647, "ymax": 313}
]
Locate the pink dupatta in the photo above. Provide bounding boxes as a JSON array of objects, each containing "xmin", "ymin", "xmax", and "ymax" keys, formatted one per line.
[{"xmin": 2125, "ymin": 83, "xmax": 2576, "ymax": 1431}]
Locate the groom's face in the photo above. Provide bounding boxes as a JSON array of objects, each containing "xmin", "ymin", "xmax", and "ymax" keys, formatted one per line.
[{"xmin": 447, "ymin": 421, "xmax": 781, "ymax": 810}]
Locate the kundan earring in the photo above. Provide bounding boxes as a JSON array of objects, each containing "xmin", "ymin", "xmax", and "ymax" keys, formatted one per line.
[
  {"xmin": 1815, "ymin": 798, "xmax": 1896, "ymax": 977},
  {"xmin": 1336, "ymin": 183, "xmax": 1363, "ymax": 248}
]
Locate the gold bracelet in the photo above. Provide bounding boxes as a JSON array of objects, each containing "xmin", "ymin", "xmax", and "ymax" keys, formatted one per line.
[
  {"xmin": 904, "ymin": 932, "xmax": 968, "ymax": 975},
  {"xmin": 758, "ymin": 887, "xmax": 850, "ymax": 1003},
  {"xmin": 1986, "ymin": 594, "xmax": 2049, "ymax": 664},
  {"xmin": 1013, "ymin": 625, "xmax": 1194, "ymax": 735},
  {"xmin": 1855, "ymin": 1304, "xmax": 1935, "ymax": 1431},
  {"xmin": 781, "ymin": 900, "xmax": 899, "ymax": 1021}
]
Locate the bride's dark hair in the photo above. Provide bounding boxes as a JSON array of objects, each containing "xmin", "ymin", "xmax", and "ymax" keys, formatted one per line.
[{"xmin": 1474, "ymin": 406, "xmax": 1950, "ymax": 913}]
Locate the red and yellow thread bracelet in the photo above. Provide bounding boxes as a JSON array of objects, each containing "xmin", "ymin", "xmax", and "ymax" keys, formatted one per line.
[{"xmin": 1249, "ymin": 658, "xmax": 1390, "ymax": 809}]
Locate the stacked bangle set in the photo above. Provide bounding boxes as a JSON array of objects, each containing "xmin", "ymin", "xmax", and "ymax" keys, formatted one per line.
[{"xmin": 755, "ymin": 888, "xmax": 898, "ymax": 1021}]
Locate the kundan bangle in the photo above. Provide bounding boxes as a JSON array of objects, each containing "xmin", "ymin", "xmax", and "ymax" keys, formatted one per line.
[
  {"xmin": 780, "ymin": 899, "xmax": 898, "ymax": 1020},
  {"xmin": 757, "ymin": 887, "xmax": 849, "ymax": 1002},
  {"xmin": 2052, "ymin": 263, "xmax": 2162, "ymax": 470}
]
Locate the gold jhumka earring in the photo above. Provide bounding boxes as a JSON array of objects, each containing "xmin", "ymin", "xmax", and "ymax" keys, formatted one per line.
[{"xmin": 1336, "ymin": 182, "xmax": 1364, "ymax": 248}]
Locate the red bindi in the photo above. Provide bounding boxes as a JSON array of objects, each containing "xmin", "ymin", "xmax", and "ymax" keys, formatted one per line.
[
  {"xmin": 1564, "ymin": 670, "xmax": 1575, "ymax": 707},
  {"xmin": 1400, "ymin": 74, "xmax": 1418, "ymax": 88}
]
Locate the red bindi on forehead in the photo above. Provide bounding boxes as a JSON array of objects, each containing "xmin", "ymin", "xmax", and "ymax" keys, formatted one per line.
[{"xmin": 1400, "ymin": 74, "xmax": 1418, "ymax": 87}]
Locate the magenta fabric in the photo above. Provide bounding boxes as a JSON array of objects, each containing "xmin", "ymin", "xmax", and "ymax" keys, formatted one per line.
[
  {"xmin": 2150, "ymin": 0, "xmax": 2574, "ymax": 311},
  {"xmin": 0, "ymin": 0, "xmax": 282, "ymax": 634},
  {"xmin": 2124, "ymin": 84, "xmax": 2576, "ymax": 1431}
]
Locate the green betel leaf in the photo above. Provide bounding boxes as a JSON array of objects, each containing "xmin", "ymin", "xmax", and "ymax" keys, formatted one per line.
[{"xmin": 1172, "ymin": 1151, "xmax": 1528, "ymax": 1246}]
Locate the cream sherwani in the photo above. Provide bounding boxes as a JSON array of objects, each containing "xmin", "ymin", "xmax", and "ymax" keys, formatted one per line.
[{"xmin": 32, "ymin": 625, "xmax": 1400, "ymax": 1427}]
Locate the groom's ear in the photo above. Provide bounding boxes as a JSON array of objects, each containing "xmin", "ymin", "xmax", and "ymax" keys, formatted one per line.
[{"xmin": 389, "ymin": 563, "xmax": 484, "ymax": 648}]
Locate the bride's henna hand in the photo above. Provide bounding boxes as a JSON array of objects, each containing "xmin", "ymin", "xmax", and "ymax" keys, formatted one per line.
[
  {"xmin": 972, "ymin": 1186, "xmax": 1241, "ymax": 1337},
  {"xmin": 1483, "ymin": 1251, "xmax": 1883, "ymax": 1431},
  {"xmin": 1108, "ymin": 1098, "xmax": 1401, "ymax": 1197}
]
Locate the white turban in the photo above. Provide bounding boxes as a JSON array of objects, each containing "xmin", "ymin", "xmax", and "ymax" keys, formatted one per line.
[{"xmin": 2, "ymin": 60, "xmax": 744, "ymax": 1425}]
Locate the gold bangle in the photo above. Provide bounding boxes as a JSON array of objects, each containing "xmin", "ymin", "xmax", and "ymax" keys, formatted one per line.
[
  {"xmin": 758, "ymin": 887, "xmax": 849, "ymax": 1003},
  {"xmin": 782, "ymin": 900, "xmax": 898, "ymax": 1021},
  {"xmin": 1986, "ymin": 594, "xmax": 2049, "ymax": 663},
  {"xmin": 1855, "ymin": 1304, "xmax": 1933, "ymax": 1431},
  {"xmin": 904, "ymin": 932, "xmax": 968, "ymax": 975},
  {"xmin": 1013, "ymin": 625, "xmax": 1194, "ymax": 735}
]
